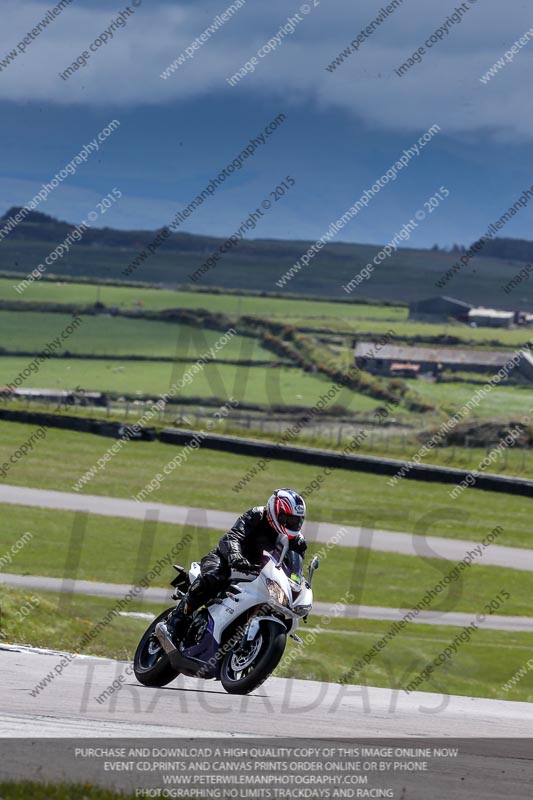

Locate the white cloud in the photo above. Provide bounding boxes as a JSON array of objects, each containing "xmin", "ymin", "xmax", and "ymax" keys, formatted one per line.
[{"xmin": 1, "ymin": 0, "xmax": 532, "ymax": 141}]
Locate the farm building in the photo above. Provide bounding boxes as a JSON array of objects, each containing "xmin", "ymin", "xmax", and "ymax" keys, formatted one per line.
[
  {"xmin": 467, "ymin": 308, "xmax": 515, "ymax": 328},
  {"xmin": 354, "ymin": 341, "xmax": 533, "ymax": 382},
  {"xmin": 0, "ymin": 388, "xmax": 106, "ymax": 406},
  {"xmin": 410, "ymin": 295, "xmax": 526, "ymax": 329},
  {"xmin": 408, "ymin": 296, "xmax": 473, "ymax": 322}
]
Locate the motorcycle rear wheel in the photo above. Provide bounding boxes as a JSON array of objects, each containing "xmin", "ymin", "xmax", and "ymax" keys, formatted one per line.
[
  {"xmin": 133, "ymin": 607, "xmax": 179, "ymax": 687},
  {"xmin": 220, "ymin": 620, "xmax": 286, "ymax": 694}
]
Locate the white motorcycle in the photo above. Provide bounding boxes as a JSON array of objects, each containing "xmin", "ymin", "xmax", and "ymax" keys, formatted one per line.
[{"xmin": 133, "ymin": 535, "xmax": 319, "ymax": 694}]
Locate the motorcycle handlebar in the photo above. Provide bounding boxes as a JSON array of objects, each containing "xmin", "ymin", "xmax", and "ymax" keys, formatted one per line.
[{"xmin": 230, "ymin": 566, "xmax": 261, "ymax": 578}]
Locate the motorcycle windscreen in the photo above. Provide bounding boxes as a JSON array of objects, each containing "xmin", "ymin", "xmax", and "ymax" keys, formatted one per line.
[{"xmin": 282, "ymin": 549, "xmax": 304, "ymax": 586}]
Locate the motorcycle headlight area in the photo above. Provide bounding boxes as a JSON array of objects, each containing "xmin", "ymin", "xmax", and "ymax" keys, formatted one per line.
[
  {"xmin": 266, "ymin": 578, "xmax": 289, "ymax": 607},
  {"xmin": 293, "ymin": 604, "xmax": 312, "ymax": 617}
]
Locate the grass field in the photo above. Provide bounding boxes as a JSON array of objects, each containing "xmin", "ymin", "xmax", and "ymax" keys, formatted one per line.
[
  {"xmin": 1, "ymin": 585, "xmax": 532, "ymax": 702},
  {"xmin": 2, "ymin": 281, "xmax": 532, "ymax": 432},
  {"xmin": 403, "ymin": 379, "xmax": 533, "ymax": 419},
  {"xmin": 0, "ymin": 311, "xmax": 276, "ymax": 361},
  {"xmin": 0, "ymin": 277, "xmax": 405, "ymax": 320},
  {"xmin": 2, "ymin": 305, "xmax": 532, "ymax": 420},
  {"xmin": 329, "ymin": 316, "xmax": 533, "ymax": 347},
  {"xmin": 3, "ymin": 277, "xmax": 532, "ymax": 348},
  {"xmin": 0, "ymin": 422, "xmax": 531, "ymax": 548},
  {"xmin": 1, "ymin": 504, "xmax": 529, "ymax": 616},
  {"xmin": 0, "ymin": 355, "xmax": 379, "ymax": 410}
]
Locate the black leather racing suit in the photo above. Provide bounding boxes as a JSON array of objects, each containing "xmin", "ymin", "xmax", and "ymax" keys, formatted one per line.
[{"xmin": 185, "ymin": 506, "xmax": 307, "ymax": 611}]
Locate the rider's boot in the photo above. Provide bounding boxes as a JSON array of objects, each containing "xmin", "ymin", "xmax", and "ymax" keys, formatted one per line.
[
  {"xmin": 158, "ymin": 575, "xmax": 211, "ymax": 647},
  {"xmin": 164, "ymin": 595, "xmax": 193, "ymax": 645}
]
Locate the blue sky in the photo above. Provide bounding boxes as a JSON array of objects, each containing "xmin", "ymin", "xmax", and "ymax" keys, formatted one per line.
[{"xmin": 1, "ymin": 0, "xmax": 533, "ymax": 249}]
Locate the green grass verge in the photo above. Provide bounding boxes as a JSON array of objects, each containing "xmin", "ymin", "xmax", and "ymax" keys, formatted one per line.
[
  {"xmin": 0, "ymin": 421, "xmax": 531, "ymax": 548},
  {"xmin": 0, "ymin": 504, "xmax": 217, "ymax": 587},
  {"xmin": 1, "ymin": 586, "xmax": 531, "ymax": 702},
  {"xmin": 1, "ymin": 504, "xmax": 531, "ymax": 616},
  {"xmin": 0, "ymin": 585, "xmax": 152, "ymax": 661},
  {"xmin": 4, "ymin": 398, "xmax": 533, "ymax": 478},
  {"xmin": 279, "ymin": 615, "xmax": 533, "ymax": 702},
  {"xmin": 216, "ymin": 420, "xmax": 533, "ymax": 478}
]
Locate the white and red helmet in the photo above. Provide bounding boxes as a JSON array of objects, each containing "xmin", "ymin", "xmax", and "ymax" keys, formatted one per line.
[{"xmin": 266, "ymin": 488, "xmax": 306, "ymax": 539}]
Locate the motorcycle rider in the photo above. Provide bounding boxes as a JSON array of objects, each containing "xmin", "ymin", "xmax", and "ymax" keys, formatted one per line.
[{"xmin": 163, "ymin": 488, "xmax": 308, "ymax": 644}]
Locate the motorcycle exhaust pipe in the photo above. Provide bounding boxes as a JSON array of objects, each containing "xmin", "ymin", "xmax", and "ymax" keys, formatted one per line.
[{"xmin": 154, "ymin": 622, "xmax": 208, "ymax": 677}]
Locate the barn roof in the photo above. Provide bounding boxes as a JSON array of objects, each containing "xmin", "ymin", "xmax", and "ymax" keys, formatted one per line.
[
  {"xmin": 469, "ymin": 308, "xmax": 515, "ymax": 320},
  {"xmin": 409, "ymin": 295, "xmax": 474, "ymax": 311},
  {"xmin": 354, "ymin": 341, "xmax": 514, "ymax": 367}
]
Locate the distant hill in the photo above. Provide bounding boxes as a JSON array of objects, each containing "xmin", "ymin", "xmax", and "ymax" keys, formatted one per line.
[
  {"xmin": 477, "ymin": 236, "xmax": 533, "ymax": 264},
  {"xmin": 1, "ymin": 209, "xmax": 532, "ymax": 309}
]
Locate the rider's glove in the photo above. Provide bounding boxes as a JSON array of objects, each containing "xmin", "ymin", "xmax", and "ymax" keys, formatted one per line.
[
  {"xmin": 229, "ymin": 554, "xmax": 255, "ymax": 573},
  {"xmin": 292, "ymin": 533, "xmax": 307, "ymax": 555}
]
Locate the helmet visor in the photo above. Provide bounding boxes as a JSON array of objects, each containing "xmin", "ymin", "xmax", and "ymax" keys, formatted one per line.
[{"xmin": 278, "ymin": 512, "xmax": 304, "ymax": 532}]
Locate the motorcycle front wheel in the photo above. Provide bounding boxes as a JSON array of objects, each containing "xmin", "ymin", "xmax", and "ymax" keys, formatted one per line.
[
  {"xmin": 133, "ymin": 607, "xmax": 179, "ymax": 687},
  {"xmin": 220, "ymin": 619, "xmax": 286, "ymax": 694}
]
